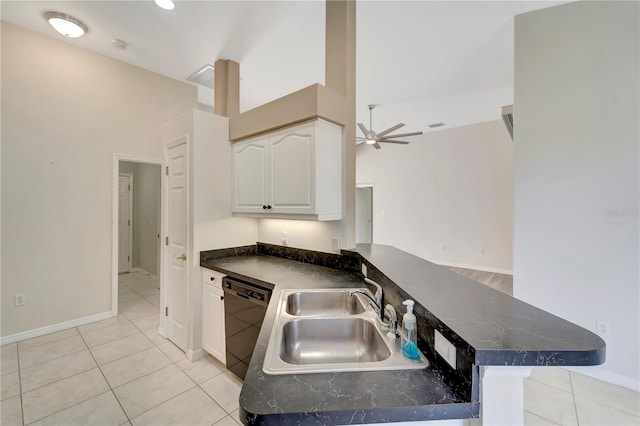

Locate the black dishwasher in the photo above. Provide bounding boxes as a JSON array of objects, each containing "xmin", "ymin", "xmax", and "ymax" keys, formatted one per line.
[{"xmin": 222, "ymin": 276, "xmax": 272, "ymax": 380}]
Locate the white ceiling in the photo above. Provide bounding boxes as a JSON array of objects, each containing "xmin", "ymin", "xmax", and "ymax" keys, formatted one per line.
[{"xmin": 1, "ymin": 0, "xmax": 566, "ymax": 133}]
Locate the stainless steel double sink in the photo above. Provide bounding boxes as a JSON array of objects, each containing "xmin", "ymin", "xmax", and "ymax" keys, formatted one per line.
[{"xmin": 263, "ymin": 288, "xmax": 429, "ymax": 375}]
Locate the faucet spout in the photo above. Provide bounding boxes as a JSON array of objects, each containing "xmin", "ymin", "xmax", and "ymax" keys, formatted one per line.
[
  {"xmin": 348, "ymin": 290, "xmax": 380, "ymax": 312},
  {"xmin": 364, "ymin": 278, "xmax": 383, "ymax": 314}
]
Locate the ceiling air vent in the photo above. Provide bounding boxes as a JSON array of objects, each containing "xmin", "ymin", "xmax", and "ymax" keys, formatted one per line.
[
  {"xmin": 187, "ymin": 64, "xmax": 215, "ymax": 89},
  {"xmin": 502, "ymin": 105, "xmax": 513, "ymax": 140}
]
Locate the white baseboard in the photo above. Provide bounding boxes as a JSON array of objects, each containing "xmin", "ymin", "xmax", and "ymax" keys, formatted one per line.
[
  {"xmin": 187, "ymin": 348, "xmax": 206, "ymax": 362},
  {"xmin": 132, "ymin": 267, "xmax": 157, "ymax": 281},
  {"xmin": 567, "ymin": 366, "xmax": 640, "ymax": 392},
  {"xmin": 0, "ymin": 311, "xmax": 113, "ymax": 345},
  {"xmin": 430, "ymin": 259, "xmax": 513, "ymax": 275}
]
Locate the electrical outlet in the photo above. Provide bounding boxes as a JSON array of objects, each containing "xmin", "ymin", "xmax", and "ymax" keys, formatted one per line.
[
  {"xmin": 15, "ymin": 294, "xmax": 25, "ymax": 306},
  {"xmin": 361, "ymin": 263, "xmax": 367, "ymax": 277},
  {"xmin": 596, "ymin": 320, "xmax": 610, "ymax": 337},
  {"xmin": 331, "ymin": 237, "xmax": 341, "ymax": 253},
  {"xmin": 434, "ymin": 330, "xmax": 456, "ymax": 369}
]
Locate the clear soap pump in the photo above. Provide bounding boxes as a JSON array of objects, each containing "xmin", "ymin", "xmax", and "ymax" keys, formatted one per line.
[{"xmin": 401, "ymin": 300, "xmax": 420, "ymax": 360}]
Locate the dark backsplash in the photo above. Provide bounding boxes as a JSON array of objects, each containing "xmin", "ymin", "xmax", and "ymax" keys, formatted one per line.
[{"xmin": 256, "ymin": 242, "xmax": 361, "ymax": 272}]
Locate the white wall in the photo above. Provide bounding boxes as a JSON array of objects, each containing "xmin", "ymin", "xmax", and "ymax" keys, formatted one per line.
[
  {"xmin": 120, "ymin": 161, "xmax": 161, "ymax": 276},
  {"xmin": 513, "ymin": 1, "xmax": 639, "ymax": 389},
  {"xmin": 1, "ymin": 23, "xmax": 197, "ymax": 337},
  {"xmin": 356, "ymin": 120, "xmax": 514, "ymax": 272},
  {"xmin": 257, "ymin": 219, "xmax": 342, "ymax": 253}
]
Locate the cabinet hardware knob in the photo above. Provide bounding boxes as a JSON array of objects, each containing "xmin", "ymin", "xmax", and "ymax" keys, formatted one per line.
[
  {"xmin": 262, "ymin": 205, "xmax": 267, "ymax": 210},
  {"xmin": 220, "ymin": 296, "xmax": 224, "ymax": 301},
  {"xmin": 210, "ymin": 277, "xmax": 215, "ymax": 281},
  {"xmin": 267, "ymin": 205, "xmax": 272, "ymax": 210}
]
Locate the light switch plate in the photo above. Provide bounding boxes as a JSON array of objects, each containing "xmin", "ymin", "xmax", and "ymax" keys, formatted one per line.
[{"xmin": 434, "ymin": 330, "xmax": 457, "ymax": 369}]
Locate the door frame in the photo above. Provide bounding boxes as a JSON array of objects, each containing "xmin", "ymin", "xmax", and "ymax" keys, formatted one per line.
[
  {"xmin": 111, "ymin": 154, "xmax": 161, "ymax": 317},
  {"xmin": 161, "ymin": 134, "xmax": 191, "ymax": 343},
  {"xmin": 118, "ymin": 173, "xmax": 134, "ymax": 274},
  {"xmin": 355, "ymin": 183, "xmax": 374, "ymax": 244}
]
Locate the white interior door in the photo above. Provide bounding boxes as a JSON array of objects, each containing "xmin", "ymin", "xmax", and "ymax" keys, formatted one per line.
[
  {"xmin": 356, "ymin": 186, "xmax": 373, "ymax": 244},
  {"xmin": 165, "ymin": 141, "xmax": 189, "ymax": 351},
  {"xmin": 118, "ymin": 174, "xmax": 132, "ymax": 273}
]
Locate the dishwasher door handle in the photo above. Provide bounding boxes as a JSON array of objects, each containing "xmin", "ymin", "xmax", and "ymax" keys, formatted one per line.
[{"xmin": 236, "ymin": 292, "xmax": 250, "ymax": 300}]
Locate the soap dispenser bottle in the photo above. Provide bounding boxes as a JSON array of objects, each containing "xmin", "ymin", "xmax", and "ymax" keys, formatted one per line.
[{"xmin": 401, "ymin": 300, "xmax": 420, "ymax": 360}]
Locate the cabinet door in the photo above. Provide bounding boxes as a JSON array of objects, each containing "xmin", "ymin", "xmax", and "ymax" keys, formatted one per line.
[
  {"xmin": 232, "ymin": 136, "xmax": 269, "ymax": 213},
  {"xmin": 269, "ymin": 122, "xmax": 316, "ymax": 214},
  {"xmin": 202, "ymin": 284, "xmax": 226, "ymax": 363}
]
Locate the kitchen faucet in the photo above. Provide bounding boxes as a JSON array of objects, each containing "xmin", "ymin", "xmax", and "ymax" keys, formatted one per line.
[{"xmin": 348, "ymin": 277, "xmax": 384, "ymax": 321}]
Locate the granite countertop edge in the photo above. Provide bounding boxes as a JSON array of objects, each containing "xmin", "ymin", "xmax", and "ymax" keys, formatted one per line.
[{"xmin": 200, "ymin": 253, "xmax": 478, "ymax": 425}]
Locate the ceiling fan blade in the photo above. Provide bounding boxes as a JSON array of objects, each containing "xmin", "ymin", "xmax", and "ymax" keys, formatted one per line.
[
  {"xmin": 356, "ymin": 140, "xmax": 367, "ymax": 146},
  {"xmin": 373, "ymin": 142, "xmax": 382, "ymax": 149},
  {"xmin": 357, "ymin": 123, "xmax": 369, "ymax": 136},
  {"xmin": 380, "ymin": 131, "xmax": 423, "ymax": 139},
  {"xmin": 376, "ymin": 123, "xmax": 405, "ymax": 138},
  {"xmin": 379, "ymin": 140, "xmax": 410, "ymax": 144}
]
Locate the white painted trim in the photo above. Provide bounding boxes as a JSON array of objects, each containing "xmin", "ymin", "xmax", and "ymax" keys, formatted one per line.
[
  {"xmin": 430, "ymin": 259, "xmax": 513, "ymax": 275},
  {"xmin": 567, "ymin": 366, "xmax": 640, "ymax": 392},
  {"xmin": 112, "ymin": 154, "xmax": 162, "ymax": 318},
  {"xmin": 0, "ymin": 311, "xmax": 113, "ymax": 345},
  {"xmin": 187, "ymin": 348, "xmax": 206, "ymax": 362},
  {"xmin": 119, "ymin": 172, "xmax": 134, "ymax": 273},
  {"xmin": 132, "ymin": 267, "xmax": 158, "ymax": 281},
  {"xmin": 158, "ymin": 325, "xmax": 167, "ymax": 338}
]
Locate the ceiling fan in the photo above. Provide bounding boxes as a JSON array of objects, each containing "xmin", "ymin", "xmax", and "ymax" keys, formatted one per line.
[{"xmin": 356, "ymin": 104, "xmax": 423, "ymax": 149}]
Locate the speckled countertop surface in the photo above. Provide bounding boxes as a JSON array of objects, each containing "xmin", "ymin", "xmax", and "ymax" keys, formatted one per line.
[
  {"xmin": 201, "ymin": 244, "xmax": 605, "ymax": 425},
  {"xmin": 349, "ymin": 244, "xmax": 606, "ymax": 366},
  {"xmin": 201, "ymin": 253, "xmax": 477, "ymax": 426}
]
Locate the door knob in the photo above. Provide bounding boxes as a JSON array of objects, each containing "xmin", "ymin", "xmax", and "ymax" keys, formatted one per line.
[{"xmin": 175, "ymin": 254, "xmax": 186, "ymax": 261}]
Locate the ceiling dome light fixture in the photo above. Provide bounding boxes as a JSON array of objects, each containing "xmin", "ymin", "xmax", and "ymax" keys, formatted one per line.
[
  {"xmin": 154, "ymin": 0, "xmax": 175, "ymax": 10},
  {"xmin": 44, "ymin": 11, "xmax": 88, "ymax": 38}
]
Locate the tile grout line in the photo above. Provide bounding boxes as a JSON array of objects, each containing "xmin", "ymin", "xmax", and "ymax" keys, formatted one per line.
[
  {"xmin": 20, "ymin": 328, "xmax": 104, "ymax": 425},
  {"xmin": 17, "ymin": 340, "xmax": 25, "ymax": 426},
  {"xmin": 566, "ymin": 372, "xmax": 640, "ymax": 417},
  {"xmin": 77, "ymin": 325, "xmax": 133, "ymax": 425},
  {"xmin": 568, "ymin": 370, "xmax": 580, "ymax": 425}
]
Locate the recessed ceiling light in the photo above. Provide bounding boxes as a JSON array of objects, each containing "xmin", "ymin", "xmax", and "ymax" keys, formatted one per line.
[
  {"xmin": 44, "ymin": 11, "xmax": 88, "ymax": 38},
  {"xmin": 154, "ymin": 0, "xmax": 175, "ymax": 10}
]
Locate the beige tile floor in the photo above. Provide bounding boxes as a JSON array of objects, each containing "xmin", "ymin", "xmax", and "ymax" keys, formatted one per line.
[
  {"xmin": 1, "ymin": 272, "xmax": 242, "ymax": 426},
  {"xmin": 2, "ymin": 271, "xmax": 638, "ymax": 425}
]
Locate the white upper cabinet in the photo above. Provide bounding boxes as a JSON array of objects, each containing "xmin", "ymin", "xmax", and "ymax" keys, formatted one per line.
[{"xmin": 232, "ymin": 119, "xmax": 343, "ymax": 221}]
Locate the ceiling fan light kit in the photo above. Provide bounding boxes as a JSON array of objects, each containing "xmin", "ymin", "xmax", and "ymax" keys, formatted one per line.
[{"xmin": 356, "ymin": 104, "xmax": 423, "ymax": 150}]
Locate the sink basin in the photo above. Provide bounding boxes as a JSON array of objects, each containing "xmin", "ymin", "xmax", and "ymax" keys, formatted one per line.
[
  {"xmin": 285, "ymin": 290, "xmax": 365, "ymax": 316},
  {"xmin": 279, "ymin": 318, "xmax": 391, "ymax": 364},
  {"xmin": 262, "ymin": 288, "xmax": 429, "ymax": 375}
]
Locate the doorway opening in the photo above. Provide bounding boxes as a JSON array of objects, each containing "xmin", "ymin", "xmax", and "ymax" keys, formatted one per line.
[
  {"xmin": 111, "ymin": 155, "xmax": 161, "ymax": 318},
  {"xmin": 356, "ymin": 185, "xmax": 373, "ymax": 244}
]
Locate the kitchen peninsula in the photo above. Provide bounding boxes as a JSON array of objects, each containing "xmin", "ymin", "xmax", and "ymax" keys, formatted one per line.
[{"xmin": 201, "ymin": 243, "xmax": 605, "ymax": 425}]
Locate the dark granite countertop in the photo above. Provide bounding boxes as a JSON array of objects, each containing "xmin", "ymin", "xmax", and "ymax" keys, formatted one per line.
[
  {"xmin": 349, "ymin": 244, "xmax": 606, "ymax": 366},
  {"xmin": 201, "ymin": 251, "xmax": 477, "ymax": 425},
  {"xmin": 201, "ymin": 243, "xmax": 605, "ymax": 425}
]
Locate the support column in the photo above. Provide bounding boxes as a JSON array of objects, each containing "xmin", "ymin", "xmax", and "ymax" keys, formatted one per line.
[
  {"xmin": 325, "ymin": 0, "xmax": 356, "ymax": 250},
  {"xmin": 478, "ymin": 366, "xmax": 533, "ymax": 425},
  {"xmin": 214, "ymin": 59, "xmax": 240, "ymax": 117}
]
